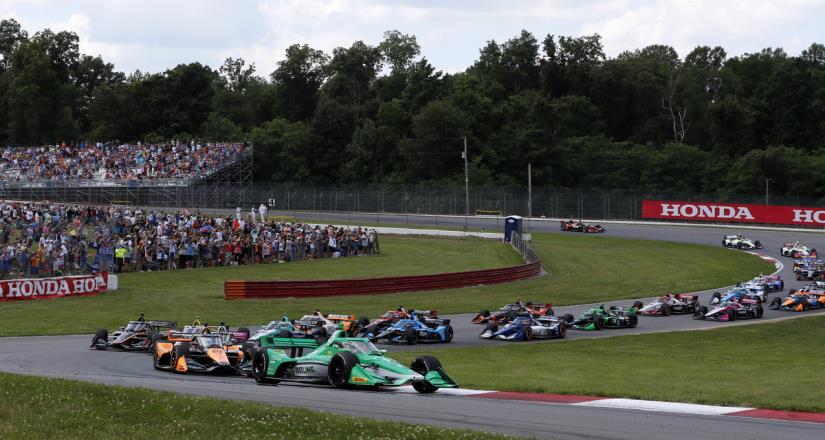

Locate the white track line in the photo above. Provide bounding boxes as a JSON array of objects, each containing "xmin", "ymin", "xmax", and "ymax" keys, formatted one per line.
[{"xmin": 573, "ymin": 398, "xmax": 750, "ymax": 416}]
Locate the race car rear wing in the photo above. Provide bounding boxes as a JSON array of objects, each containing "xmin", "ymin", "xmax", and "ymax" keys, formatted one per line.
[
  {"xmin": 412, "ymin": 310, "xmax": 438, "ymax": 318},
  {"xmin": 145, "ymin": 320, "xmax": 177, "ymax": 329},
  {"xmin": 325, "ymin": 314, "xmax": 356, "ymax": 321},
  {"xmin": 740, "ymin": 298, "xmax": 760, "ymax": 305},
  {"xmin": 258, "ymin": 336, "xmax": 321, "ymax": 349},
  {"xmin": 676, "ymin": 294, "xmax": 698, "ymax": 300}
]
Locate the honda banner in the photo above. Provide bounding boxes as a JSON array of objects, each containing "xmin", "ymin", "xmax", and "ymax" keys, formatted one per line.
[
  {"xmin": 0, "ymin": 273, "xmax": 109, "ymax": 302},
  {"xmin": 642, "ymin": 200, "xmax": 825, "ymax": 226}
]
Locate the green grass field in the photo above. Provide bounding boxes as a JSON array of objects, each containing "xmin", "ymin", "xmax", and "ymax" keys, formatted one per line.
[
  {"xmin": 0, "ymin": 373, "xmax": 512, "ymax": 440},
  {"xmin": 396, "ymin": 315, "xmax": 825, "ymax": 413},
  {"xmin": 0, "ymin": 233, "xmax": 772, "ymax": 336}
]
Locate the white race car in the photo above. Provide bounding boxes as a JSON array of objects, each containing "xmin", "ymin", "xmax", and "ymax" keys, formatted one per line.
[
  {"xmin": 780, "ymin": 241, "xmax": 817, "ymax": 258},
  {"xmin": 722, "ymin": 234, "xmax": 762, "ymax": 250}
]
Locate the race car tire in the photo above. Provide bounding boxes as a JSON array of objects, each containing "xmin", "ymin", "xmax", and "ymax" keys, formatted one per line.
[
  {"xmin": 412, "ymin": 380, "xmax": 437, "ymax": 394},
  {"xmin": 632, "ymin": 301, "xmax": 644, "ymax": 311},
  {"xmin": 523, "ymin": 326, "xmax": 533, "ymax": 341},
  {"xmin": 545, "ymin": 308, "xmax": 554, "ymax": 316},
  {"xmin": 171, "ymin": 342, "xmax": 190, "ymax": 374},
  {"xmin": 480, "ymin": 309, "xmax": 490, "ymax": 318},
  {"xmin": 629, "ymin": 315, "xmax": 638, "ymax": 328},
  {"xmin": 562, "ymin": 314, "xmax": 575, "ymax": 324},
  {"xmin": 409, "ymin": 356, "xmax": 442, "ymax": 394},
  {"xmin": 252, "ymin": 348, "xmax": 280, "ymax": 384},
  {"xmin": 727, "ymin": 310, "xmax": 736, "ymax": 321},
  {"xmin": 404, "ymin": 328, "xmax": 419, "ymax": 345},
  {"xmin": 560, "ymin": 224, "xmax": 565, "ymax": 231},
  {"xmin": 694, "ymin": 306, "xmax": 708, "ymax": 319},
  {"xmin": 328, "ymin": 351, "xmax": 359, "ymax": 388},
  {"xmin": 756, "ymin": 306, "xmax": 764, "ymax": 318},
  {"xmin": 358, "ymin": 317, "xmax": 370, "ymax": 328},
  {"xmin": 92, "ymin": 328, "xmax": 107, "ymax": 349},
  {"xmin": 152, "ymin": 347, "xmax": 164, "ymax": 370},
  {"xmin": 711, "ymin": 292, "xmax": 721, "ymax": 303},
  {"xmin": 557, "ymin": 324, "xmax": 566, "ymax": 339},
  {"xmin": 444, "ymin": 326, "xmax": 454, "ymax": 343},
  {"xmin": 769, "ymin": 297, "xmax": 782, "ymax": 309},
  {"xmin": 594, "ymin": 315, "xmax": 603, "ymax": 330},
  {"xmin": 662, "ymin": 304, "xmax": 670, "ymax": 316},
  {"xmin": 755, "ymin": 240, "xmax": 762, "ymax": 248}
]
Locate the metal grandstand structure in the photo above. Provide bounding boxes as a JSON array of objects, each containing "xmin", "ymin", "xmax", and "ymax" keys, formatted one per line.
[{"xmin": 0, "ymin": 147, "xmax": 254, "ymax": 209}]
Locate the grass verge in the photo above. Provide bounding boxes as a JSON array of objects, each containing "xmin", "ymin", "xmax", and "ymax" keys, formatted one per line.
[
  {"xmin": 0, "ymin": 373, "xmax": 511, "ymax": 440},
  {"xmin": 0, "ymin": 235, "xmax": 520, "ymax": 336},
  {"xmin": 395, "ymin": 314, "xmax": 825, "ymax": 413},
  {"xmin": 0, "ymin": 233, "xmax": 772, "ymax": 336}
]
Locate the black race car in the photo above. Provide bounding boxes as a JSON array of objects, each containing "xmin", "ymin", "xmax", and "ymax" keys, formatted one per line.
[{"xmin": 91, "ymin": 316, "xmax": 176, "ymax": 351}]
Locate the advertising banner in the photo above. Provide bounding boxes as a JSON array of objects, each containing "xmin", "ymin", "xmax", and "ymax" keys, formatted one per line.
[
  {"xmin": 642, "ymin": 200, "xmax": 825, "ymax": 226},
  {"xmin": 0, "ymin": 273, "xmax": 109, "ymax": 302}
]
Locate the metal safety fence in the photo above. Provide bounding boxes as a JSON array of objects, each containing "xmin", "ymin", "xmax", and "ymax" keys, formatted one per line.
[{"xmin": 4, "ymin": 182, "xmax": 825, "ymax": 221}]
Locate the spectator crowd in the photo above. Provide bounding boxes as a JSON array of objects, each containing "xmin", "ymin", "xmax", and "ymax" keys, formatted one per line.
[
  {"xmin": 0, "ymin": 201, "xmax": 379, "ymax": 279},
  {"xmin": 0, "ymin": 142, "xmax": 247, "ymax": 183}
]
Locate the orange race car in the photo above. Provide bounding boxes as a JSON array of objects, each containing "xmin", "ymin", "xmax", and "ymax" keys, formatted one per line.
[{"xmin": 152, "ymin": 330, "xmax": 244, "ymax": 374}]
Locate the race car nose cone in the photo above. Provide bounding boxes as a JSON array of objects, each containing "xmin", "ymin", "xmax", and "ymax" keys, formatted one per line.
[{"xmin": 207, "ymin": 348, "xmax": 230, "ymax": 365}]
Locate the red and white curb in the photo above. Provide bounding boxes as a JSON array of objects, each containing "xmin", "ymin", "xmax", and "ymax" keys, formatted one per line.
[
  {"xmin": 745, "ymin": 251, "xmax": 783, "ymax": 273},
  {"xmin": 394, "ymin": 387, "xmax": 825, "ymax": 424}
]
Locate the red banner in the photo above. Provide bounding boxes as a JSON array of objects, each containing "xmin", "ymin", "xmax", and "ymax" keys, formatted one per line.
[
  {"xmin": 0, "ymin": 273, "xmax": 109, "ymax": 302},
  {"xmin": 642, "ymin": 200, "xmax": 825, "ymax": 226}
]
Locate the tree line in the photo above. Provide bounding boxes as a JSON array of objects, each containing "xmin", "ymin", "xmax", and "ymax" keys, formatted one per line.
[{"xmin": 2, "ymin": 19, "xmax": 825, "ymax": 198}]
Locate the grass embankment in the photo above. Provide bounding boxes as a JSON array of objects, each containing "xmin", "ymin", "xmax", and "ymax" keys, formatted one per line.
[
  {"xmin": 0, "ymin": 373, "xmax": 511, "ymax": 440},
  {"xmin": 0, "ymin": 233, "xmax": 772, "ymax": 336},
  {"xmin": 396, "ymin": 315, "xmax": 825, "ymax": 413},
  {"xmin": 0, "ymin": 235, "xmax": 520, "ymax": 336}
]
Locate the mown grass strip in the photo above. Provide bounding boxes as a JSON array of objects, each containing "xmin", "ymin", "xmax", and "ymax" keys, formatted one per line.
[
  {"xmin": 0, "ymin": 373, "xmax": 514, "ymax": 440},
  {"xmin": 394, "ymin": 314, "xmax": 825, "ymax": 413}
]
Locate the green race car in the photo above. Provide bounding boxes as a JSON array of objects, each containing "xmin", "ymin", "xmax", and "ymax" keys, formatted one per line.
[
  {"xmin": 562, "ymin": 304, "xmax": 639, "ymax": 330},
  {"xmin": 251, "ymin": 329, "xmax": 458, "ymax": 394}
]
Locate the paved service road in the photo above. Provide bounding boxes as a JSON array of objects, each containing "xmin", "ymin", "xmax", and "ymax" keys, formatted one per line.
[{"xmin": 2, "ymin": 212, "xmax": 825, "ymax": 439}]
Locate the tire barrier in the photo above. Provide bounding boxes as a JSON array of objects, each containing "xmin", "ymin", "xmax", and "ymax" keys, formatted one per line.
[{"xmin": 224, "ymin": 259, "xmax": 541, "ymax": 299}]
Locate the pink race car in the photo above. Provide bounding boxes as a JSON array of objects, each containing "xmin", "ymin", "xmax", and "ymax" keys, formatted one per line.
[{"xmin": 693, "ymin": 298, "xmax": 764, "ymax": 321}]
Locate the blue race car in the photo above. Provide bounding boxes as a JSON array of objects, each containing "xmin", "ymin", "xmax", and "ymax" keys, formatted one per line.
[
  {"xmin": 479, "ymin": 314, "xmax": 566, "ymax": 341},
  {"xmin": 710, "ymin": 286, "xmax": 765, "ymax": 304},
  {"xmin": 369, "ymin": 310, "xmax": 453, "ymax": 344}
]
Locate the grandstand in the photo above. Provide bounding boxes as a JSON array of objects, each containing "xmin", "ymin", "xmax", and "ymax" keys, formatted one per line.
[{"xmin": 0, "ymin": 142, "xmax": 253, "ymax": 208}]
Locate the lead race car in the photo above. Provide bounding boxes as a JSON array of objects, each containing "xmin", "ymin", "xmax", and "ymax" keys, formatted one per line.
[
  {"xmin": 721, "ymin": 234, "xmax": 762, "ymax": 250},
  {"xmin": 91, "ymin": 315, "xmax": 177, "ymax": 351},
  {"xmin": 359, "ymin": 308, "xmax": 410, "ymax": 338},
  {"xmin": 479, "ymin": 314, "xmax": 566, "ymax": 341},
  {"xmin": 781, "ymin": 241, "xmax": 817, "ymax": 258},
  {"xmin": 560, "ymin": 220, "xmax": 605, "ymax": 233},
  {"xmin": 638, "ymin": 294, "xmax": 699, "ymax": 316},
  {"xmin": 251, "ymin": 328, "xmax": 458, "ymax": 394}
]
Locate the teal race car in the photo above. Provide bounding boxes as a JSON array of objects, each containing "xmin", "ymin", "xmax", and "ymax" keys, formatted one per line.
[
  {"xmin": 563, "ymin": 304, "xmax": 639, "ymax": 330},
  {"xmin": 251, "ymin": 329, "xmax": 458, "ymax": 393}
]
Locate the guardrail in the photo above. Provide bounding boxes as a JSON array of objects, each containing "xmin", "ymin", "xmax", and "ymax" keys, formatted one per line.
[{"xmin": 224, "ymin": 233, "xmax": 542, "ymax": 300}]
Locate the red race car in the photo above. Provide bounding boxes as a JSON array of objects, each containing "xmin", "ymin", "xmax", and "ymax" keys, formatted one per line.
[{"xmin": 560, "ymin": 220, "xmax": 605, "ymax": 233}]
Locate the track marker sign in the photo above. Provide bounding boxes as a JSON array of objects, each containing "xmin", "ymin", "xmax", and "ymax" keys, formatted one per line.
[{"xmin": 642, "ymin": 200, "xmax": 825, "ymax": 226}]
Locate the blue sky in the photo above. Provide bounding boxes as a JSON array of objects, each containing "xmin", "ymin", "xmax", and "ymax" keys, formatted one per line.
[{"xmin": 2, "ymin": 0, "xmax": 823, "ymax": 76}]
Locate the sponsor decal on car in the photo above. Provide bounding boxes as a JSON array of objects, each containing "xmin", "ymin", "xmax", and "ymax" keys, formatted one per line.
[
  {"xmin": 294, "ymin": 365, "xmax": 316, "ymax": 375},
  {"xmin": 352, "ymin": 376, "xmax": 368, "ymax": 383}
]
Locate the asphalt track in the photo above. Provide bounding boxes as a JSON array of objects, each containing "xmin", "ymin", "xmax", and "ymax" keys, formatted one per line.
[{"xmin": 2, "ymin": 212, "xmax": 825, "ymax": 439}]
